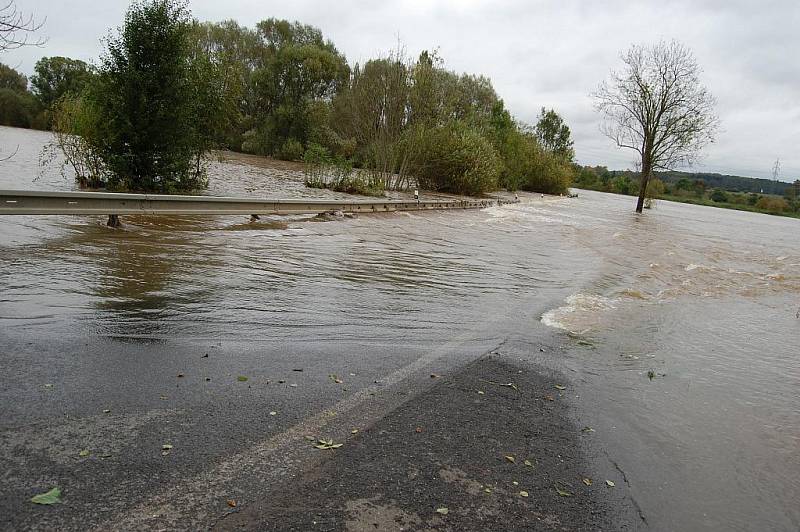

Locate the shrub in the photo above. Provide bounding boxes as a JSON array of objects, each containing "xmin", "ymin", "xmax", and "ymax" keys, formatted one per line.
[
  {"xmin": 755, "ymin": 196, "xmax": 789, "ymax": 212},
  {"xmin": 303, "ymin": 142, "xmax": 384, "ymax": 196},
  {"xmin": 42, "ymin": 94, "xmax": 108, "ymax": 188},
  {"xmin": 412, "ymin": 122, "xmax": 501, "ymax": 196},
  {"xmin": 710, "ymin": 189, "xmax": 728, "ymax": 202},
  {"xmin": 499, "ymin": 129, "xmax": 572, "ymax": 195},
  {"xmin": 275, "ymin": 137, "xmax": 304, "ymax": 161}
]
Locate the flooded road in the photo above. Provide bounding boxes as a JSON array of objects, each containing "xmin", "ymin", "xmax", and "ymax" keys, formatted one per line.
[{"xmin": 1, "ymin": 126, "xmax": 799, "ymax": 531}]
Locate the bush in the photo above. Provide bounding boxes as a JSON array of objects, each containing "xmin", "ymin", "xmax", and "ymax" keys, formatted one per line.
[
  {"xmin": 43, "ymin": 94, "xmax": 108, "ymax": 188},
  {"xmin": 755, "ymin": 196, "xmax": 789, "ymax": 212},
  {"xmin": 499, "ymin": 129, "xmax": 572, "ymax": 195},
  {"xmin": 303, "ymin": 142, "xmax": 384, "ymax": 196},
  {"xmin": 710, "ymin": 189, "xmax": 728, "ymax": 202},
  {"xmin": 275, "ymin": 137, "xmax": 304, "ymax": 161},
  {"xmin": 412, "ymin": 122, "xmax": 501, "ymax": 196}
]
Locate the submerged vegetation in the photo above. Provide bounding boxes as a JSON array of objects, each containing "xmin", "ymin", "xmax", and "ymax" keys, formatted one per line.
[{"xmin": 16, "ymin": 0, "xmax": 575, "ymax": 196}]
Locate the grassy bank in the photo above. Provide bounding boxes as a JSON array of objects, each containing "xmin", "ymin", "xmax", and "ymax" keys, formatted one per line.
[{"xmin": 655, "ymin": 194, "xmax": 800, "ymax": 219}]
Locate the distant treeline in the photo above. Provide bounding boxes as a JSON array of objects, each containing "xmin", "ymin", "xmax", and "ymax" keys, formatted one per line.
[
  {"xmin": 575, "ymin": 165, "xmax": 800, "ymax": 216},
  {"xmin": 0, "ymin": 1, "xmax": 576, "ymax": 196},
  {"xmin": 576, "ymin": 165, "xmax": 796, "ymax": 196}
]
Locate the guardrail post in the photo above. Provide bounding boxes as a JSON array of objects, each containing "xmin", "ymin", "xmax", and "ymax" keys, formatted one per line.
[{"xmin": 107, "ymin": 214, "xmax": 121, "ymax": 227}]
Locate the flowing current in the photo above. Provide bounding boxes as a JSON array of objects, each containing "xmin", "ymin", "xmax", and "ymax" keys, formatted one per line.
[{"xmin": 1, "ymin": 126, "xmax": 798, "ymax": 531}]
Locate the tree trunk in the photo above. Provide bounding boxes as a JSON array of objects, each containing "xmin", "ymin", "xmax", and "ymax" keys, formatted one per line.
[{"xmin": 636, "ymin": 158, "xmax": 651, "ymax": 213}]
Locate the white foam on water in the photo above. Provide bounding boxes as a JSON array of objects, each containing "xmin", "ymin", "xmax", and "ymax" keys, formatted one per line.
[{"xmin": 540, "ymin": 293, "xmax": 619, "ymax": 332}]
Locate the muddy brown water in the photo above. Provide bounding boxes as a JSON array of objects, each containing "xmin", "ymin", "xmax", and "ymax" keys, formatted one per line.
[{"xmin": 1, "ymin": 126, "xmax": 798, "ymax": 531}]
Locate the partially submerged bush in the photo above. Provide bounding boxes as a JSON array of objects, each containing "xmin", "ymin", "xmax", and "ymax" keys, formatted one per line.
[
  {"xmin": 501, "ymin": 130, "xmax": 572, "ymax": 195},
  {"xmin": 412, "ymin": 122, "xmax": 501, "ymax": 196},
  {"xmin": 41, "ymin": 94, "xmax": 108, "ymax": 188},
  {"xmin": 303, "ymin": 142, "xmax": 384, "ymax": 196},
  {"xmin": 275, "ymin": 137, "xmax": 304, "ymax": 161}
]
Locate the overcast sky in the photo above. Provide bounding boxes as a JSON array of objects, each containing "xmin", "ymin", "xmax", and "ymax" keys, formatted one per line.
[{"xmin": 4, "ymin": 0, "xmax": 798, "ymax": 180}]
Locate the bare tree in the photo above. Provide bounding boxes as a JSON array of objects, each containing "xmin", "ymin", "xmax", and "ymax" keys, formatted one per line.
[
  {"xmin": 0, "ymin": 0, "xmax": 45, "ymax": 52},
  {"xmin": 593, "ymin": 40, "xmax": 719, "ymax": 213}
]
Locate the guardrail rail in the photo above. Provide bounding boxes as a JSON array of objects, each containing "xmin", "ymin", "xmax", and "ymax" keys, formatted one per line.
[{"xmin": 0, "ymin": 190, "xmax": 501, "ymax": 218}]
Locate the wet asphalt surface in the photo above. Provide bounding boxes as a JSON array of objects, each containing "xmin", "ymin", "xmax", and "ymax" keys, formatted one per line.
[{"xmin": 1, "ymin": 330, "xmax": 642, "ymax": 531}]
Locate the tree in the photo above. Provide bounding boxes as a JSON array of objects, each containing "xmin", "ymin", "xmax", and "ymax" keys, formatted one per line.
[
  {"xmin": 593, "ymin": 40, "xmax": 719, "ymax": 213},
  {"xmin": 535, "ymin": 107, "xmax": 574, "ymax": 161},
  {"xmin": 0, "ymin": 62, "xmax": 42, "ymax": 128},
  {"xmin": 30, "ymin": 56, "xmax": 94, "ymax": 108},
  {"xmin": 250, "ymin": 19, "xmax": 349, "ymax": 157},
  {"xmin": 0, "ymin": 0, "xmax": 44, "ymax": 52},
  {"xmin": 85, "ymin": 0, "xmax": 223, "ymax": 192},
  {"xmin": 0, "ymin": 61, "xmax": 26, "ymax": 91}
]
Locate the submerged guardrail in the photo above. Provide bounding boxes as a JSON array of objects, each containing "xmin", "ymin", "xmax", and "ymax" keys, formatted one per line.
[{"xmin": 0, "ymin": 189, "xmax": 500, "ymax": 218}]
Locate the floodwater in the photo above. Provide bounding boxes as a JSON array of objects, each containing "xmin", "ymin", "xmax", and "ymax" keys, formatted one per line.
[{"xmin": 1, "ymin": 126, "xmax": 798, "ymax": 531}]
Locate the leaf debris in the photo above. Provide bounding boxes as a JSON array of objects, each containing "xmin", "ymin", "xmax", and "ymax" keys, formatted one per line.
[{"xmin": 31, "ymin": 487, "xmax": 61, "ymax": 505}]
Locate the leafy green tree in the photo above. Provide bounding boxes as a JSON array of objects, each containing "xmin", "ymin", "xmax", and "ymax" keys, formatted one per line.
[
  {"xmin": 0, "ymin": 62, "xmax": 27, "ymax": 92},
  {"xmin": 534, "ymin": 107, "xmax": 574, "ymax": 161},
  {"xmin": 30, "ymin": 57, "xmax": 94, "ymax": 108},
  {"xmin": 191, "ymin": 20, "xmax": 258, "ymax": 150},
  {"xmin": 0, "ymin": 62, "xmax": 44, "ymax": 128},
  {"xmin": 85, "ymin": 0, "xmax": 223, "ymax": 192},
  {"xmin": 250, "ymin": 19, "xmax": 349, "ymax": 157},
  {"xmin": 0, "ymin": 87, "xmax": 38, "ymax": 127}
]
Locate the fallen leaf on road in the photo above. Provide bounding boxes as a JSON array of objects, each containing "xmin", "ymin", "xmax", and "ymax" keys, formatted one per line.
[
  {"xmin": 582, "ymin": 478, "xmax": 592, "ymax": 486},
  {"xmin": 477, "ymin": 390, "xmax": 485, "ymax": 395},
  {"xmin": 430, "ymin": 374, "xmax": 439, "ymax": 379},
  {"xmin": 304, "ymin": 435, "xmax": 316, "ymax": 441},
  {"xmin": 524, "ymin": 459, "xmax": 534, "ymax": 467},
  {"xmin": 555, "ymin": 486, "xmax": 573, "ymax": 497},
  {"xmin": 162, "ymin": 444, "xmax": 173, "ymax": 450},
  {"xmin": 519, "ymin": 490, "xmax": 529, "ymax": 497},
  {"xmin": 504, "ymin": 455, "xmax": 516, "ymax": 463},
  {"xmin": 78, "ymin": 449, "xmax": 90, "ymax": 457},
  {"xmin": 544, "ymin": 394, "xmax": 555, "ymax": 401},
  {"xmin": 415, "ymin": 427, "xmax": 423, "ymax": 433},
  {"xmin": 606, "ymin": 480, "xmax": 615, "ymax": 487},
  {"xmin": 289, "ymin": 383, "xmax": 298, "ymax": 388},
  {"xmin": 227, "ymin": 499, "xmax": 237, "ymax": 507},
  {"xmin": 484, "ymin": 488, "xmax": 492, "ymax": 493},
  {"xmin": 269, "ymin": 411, "xmax": 277, "ymax": 416},
  {"xmin": 31, "ymin": 487, "xmax": 61, "ymax": 505},
  {"xmin": 44, "ymin": 384, "xmax": 53, "ymax": 388},
  {"xmin": 237, "ymin": 376, "xmax": 248, "ymax": 382},
  {"xmin": 512, "ymin": 481, "xmax": 518, "ymax": 486},
  {"xmin": 329, "ymin": 374, "xmax": 343, "ymax": 384},
  {"xmin": 581, "ymin": 426, "xmax": 595, "ymax": 433},
  {"xmin": 314, "ymin": 439, "xmax": 343, "ymax": 450},
  {"xmin": 102, "ymin": 409, "xmax": 111, "ymax": 414},
  {"xmin": 435, "ymin": 507, "xmax": 449, "ymax": 515},
  {"xmin": 554, "ymin": 384, "xmax": 566, "ymax": 390},
  {"xmin": 351, "ymin": 429, "xmax": 359, "ymax": 434}
]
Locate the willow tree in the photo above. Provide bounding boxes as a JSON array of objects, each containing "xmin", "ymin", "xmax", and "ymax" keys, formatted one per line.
[{"xmin": 593, "ymin": 40, "xmax": 718, "ymax": 212}]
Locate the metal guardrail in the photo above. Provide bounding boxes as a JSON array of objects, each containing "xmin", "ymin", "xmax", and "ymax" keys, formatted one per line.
[{"xmin": 0, "ymin": 189, "xmax": 496, "ymax": 216}]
